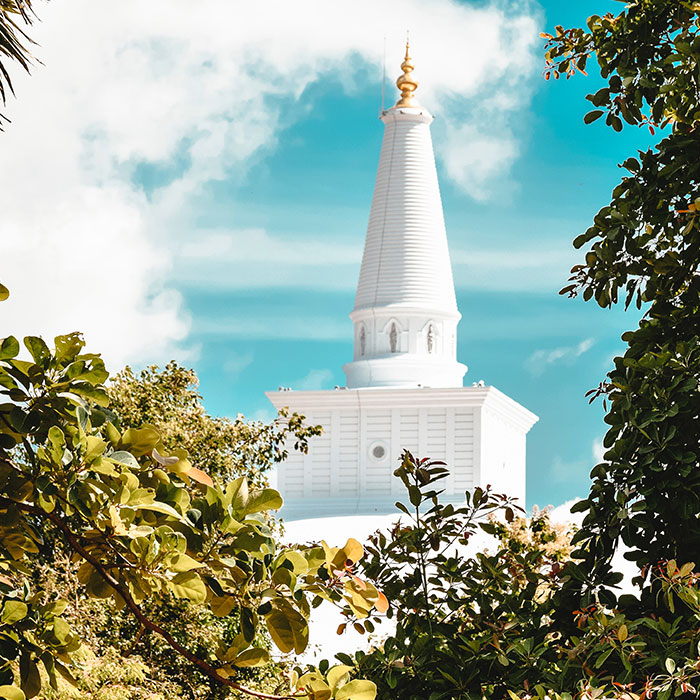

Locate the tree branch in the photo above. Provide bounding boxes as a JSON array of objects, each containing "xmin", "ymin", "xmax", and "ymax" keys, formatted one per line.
[{"xmin": 0, "ymin": 495, "xmax": 304, "ymax": 700}]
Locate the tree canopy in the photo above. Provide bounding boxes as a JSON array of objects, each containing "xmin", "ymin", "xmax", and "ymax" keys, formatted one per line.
[{"xmin": 0, "ymin": 306, "xmax": 381, "ymax": 700}]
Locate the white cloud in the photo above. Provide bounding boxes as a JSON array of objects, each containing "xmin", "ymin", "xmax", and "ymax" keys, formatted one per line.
[
  {"xmin": 592, "ymin": 436, "xmax": 605, "ymax": 464},
  {"xmin": 1, "ymin": 0, "xmax": 541, "ymax": 366},
  {"xmin": 0, "ymin": 185, "xmax": 190, "ymax": 370},
  {"xmin": 442, "ymin": 124, "xmax": 519, "ymax": 201},
  {"xmin": 177, "ymin": 232, "xmax": 577, "ymax": 295},
  {"xmin": 294, "ymin": 368, "xmax": 335, "ymax": 391},
  {"xmin": 452, "ymin": 244, "xmax": 578, "ymax": 293},
  {"xmin": 193, "ymin": 315, "xmax": 348, "ymax": 341},
  {"xmin": 525, "ymin": 338, "xmax": 595, "ymax": 376},
  {"xmin": 549, "ymin": 498, "xmax": 586, "ymax": 528},
  {"xmin": 176, "ymin": 229, "xmax": 360, "ymax": 291}
]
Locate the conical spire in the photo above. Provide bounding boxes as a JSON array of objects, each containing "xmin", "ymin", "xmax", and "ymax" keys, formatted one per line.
[
  {"xmin": 343, "ymin": 42, "xmax": 466, "ymax": 390},
  {"xmin": 395, "ymin": 40, "xmax": 419, "ymax": 108}
]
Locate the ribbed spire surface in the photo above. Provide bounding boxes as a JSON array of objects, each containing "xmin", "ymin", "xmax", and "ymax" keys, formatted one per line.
[
  {"xmin": 354, "ymin": 109, "xmax": 458, "ymax": 311},
  {"xmin": 343, "ymin": 48, "xmax": 466, "ymax": 390}
]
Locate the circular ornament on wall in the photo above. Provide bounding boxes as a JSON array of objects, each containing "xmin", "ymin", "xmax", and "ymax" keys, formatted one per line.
[{"xmin": 369, "ymin": 441, "xmax": 388, "ymax": 461}]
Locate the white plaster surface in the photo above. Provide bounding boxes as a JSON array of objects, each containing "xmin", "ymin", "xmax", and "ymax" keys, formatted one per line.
[
  {"xmin": 343, "ymin": 104, "xmax": 465, "ymax": 389},
  {"xmin": 265, "ymin": 87, "xmax": 538, "ymax": 522},
  {"xmin": 268, "ymin": 386, "xmax": 537, "ymax": 520}
]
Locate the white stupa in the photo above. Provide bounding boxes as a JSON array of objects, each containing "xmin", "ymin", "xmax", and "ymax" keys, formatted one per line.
[{"xmin": 268, "ymin": 44, "xmax": 538, "ymax": 520}]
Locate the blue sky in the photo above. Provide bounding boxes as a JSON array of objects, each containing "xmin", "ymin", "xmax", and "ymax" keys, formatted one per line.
[
  {"xmin": 1, "ymin": 0, "xmax": 656, "ymax": 510},
  {"xmin": 184, "ymin": 0, "xmax": 651, "ymax": 508}
]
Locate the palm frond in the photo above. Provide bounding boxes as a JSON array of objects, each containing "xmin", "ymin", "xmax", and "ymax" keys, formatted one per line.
[{"xmin": 0, "ymin": 0, "xmax": 38, "ymax": 127}]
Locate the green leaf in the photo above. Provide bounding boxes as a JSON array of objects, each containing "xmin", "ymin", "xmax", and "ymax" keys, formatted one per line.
[
  {"xmin": 19, "ymin": 656, "xmax": 40, "ymax": 699},
  {"xmin": 226, "ymin": 476, "xmax": 249, "ymax": 510},
  {"xmin": 136, "ymin": 502, "xmax": 183, "ymax": 520},
  {"xmin": 265, "ymin": 607, "xmax": 308, "ymax": 654},
  {"xmin": 0, "ymin": 686, "xmax": 26, "ymax": 700},
  {"xmin": 584, "ymin": 110, "xmax": 604, "ymax": 124},
  {"xmin": 170, "ymin": 554, "xmax": 205, "ymax": 572},
  {"xmin": 23, "ymin": 337, "xmax": 50, "ymax": 365},
  {"xmin": 232, "ymin": 648, "xmax": 269, "ymax": 667},
  {"xmin": 0, "ymin": 337, "xmax": 19, "ymax": 360},
  {"xmin": 85, "ymin": 436, "xmax": 107, "ymax": 461},
  {"xmin": 1, "ymin": 601, "xmax": 28, "ymax": 624},
  {"xmin": 120, "ymin": 425, "xmax": 160, "ymax": 457},
  {"xmin": 210, "ymin": 596, "xmax": 236, "ymax": 617},
  {"xmin": 108, "ymin": 450, "xmax": 139, "ymax": 470},
  {"xmin": 335, "ymin": 680, "xmax": 377, "ymax": 700},
  {"xmin": 169, "ymin": 572, "xmax": 207, "ymax": 603},
  {"xmin": 327, "ymin": 665, "xmax": 352, "ymax": 691},
  {"xmin": 569, "ymin": 499, "xmax": 590, "ymax": 513},
  {"xmin": 53, "ymin": 333, "xmax": 85, "ymax": 362},
  {"xmin": 246, "ymin": 488, "xmax": 283, "ymax": 514},
  {"xmin": 241, "ymin": 606, "xmax": 256, "ymax": 643}
]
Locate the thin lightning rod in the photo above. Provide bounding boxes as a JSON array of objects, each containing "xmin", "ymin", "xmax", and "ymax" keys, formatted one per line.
[{"xmin": 381, "ymin": 35, "xmax": 386, "ymax": 114}]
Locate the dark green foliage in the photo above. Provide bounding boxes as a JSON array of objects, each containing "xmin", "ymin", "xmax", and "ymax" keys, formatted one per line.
[
  {"xmin": 351, "ymin": 455, "xmax": 700, "ymax": 699},
  {"xmin": 545, "ymin": 0, "xmax": 700, "ymax": 604}
]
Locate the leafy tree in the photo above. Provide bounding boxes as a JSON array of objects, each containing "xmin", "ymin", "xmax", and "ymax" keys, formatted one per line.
[
  {"xmin": 545, "ymin": 0, "xmax": 700, "ymax": 602},
  {"xmin": 350, "ymin": 454, "xmax": 700, "ymax": 700},
  {"xmin": 0, "ymin": 288, "xmax": 380, "ymax": 700},
  {"xmin": 107, "ymin": 362, "xmax": 320, "ymax": 490},
  {"xmin": 348, "ymin": 454, "xmax": 559, "ymax": 699},
  {"xmin": 28, "ymin": 362, "xmax": 322, "ymax": 700}
]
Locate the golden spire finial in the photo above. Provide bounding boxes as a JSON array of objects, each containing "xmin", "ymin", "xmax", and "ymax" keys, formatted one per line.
[{"xmin": 395, "ymin": 38, "xmax": 419, "ymax": 108}]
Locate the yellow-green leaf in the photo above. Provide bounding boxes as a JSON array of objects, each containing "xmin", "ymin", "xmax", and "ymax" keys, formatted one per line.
[
  {"xmin": 0, "ymin": 336, "xmax": 19, "ymax": 360},
  {"xmin": 232, "ymin": 648, "xmax": 269, "ymax": 667},
  {"xmin": 1, "ymin": 601, "xmax": 28, "ymax": 624},
  {"xmin": 265, "ymin": 607, "xmax": 308, "ymax": 654},
  {"xmin": 278, "ymin": 551, "xmax": 309, "ymax": 575},
  {"xmin": 327, "ymin": 665, "xmax": 352, "ymax": 691},
  {"xmin": 210, "ymin": 596, "xmax": 237, "ymax": 617},
  {"xmin": 170, "ymin": 554, "xmax": 205, "ymax": 572},
  {"xmin": 679, "ymin": 561, "xmax": 695, "ymax": 577},
  {"xmin": 169, "ymin": 572, "xmax": 207, "ymax": 603},
  {"xmin": 297, "ymin": 675, "xmax": 331, "ymax": 700},
  {"xmin": 226, "ymin": 476, "xmax": 249, "ymax": 510},
  {"xmin": 0, "ymin": 685, "xmax": 26, "ymax": 700},
  {"xmin": 136, "ymin": 502, "xmax": 182, "ymax": 520},
  {"xmin": 19, "ymin": 658, "xmax": 41, "ymax": 698},
  {"xmin": 246, "ymin": 488, "xmax": 283, "ymax": 514},
  {"xmin": 343, "ymin": 538, "xmax": 364, "ymax": 564},
  {"xmin": 120, "ymin": 425, "xmax": 160, "ymax": 457},
  {"xmin": 0, "ymin": 284, "xmax": 9, "ymax": 302},
  {"xmin": 85, "ymin": 436, "xmax": 107, "ymax": 461},
  {"xmin": 335, "ymin": 679, "xmax": 377, "ymax": 700}
]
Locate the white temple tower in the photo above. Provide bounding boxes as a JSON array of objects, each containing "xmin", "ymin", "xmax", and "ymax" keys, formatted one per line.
[{"xmin": 267, "ymin": 44, "xmax": 537, "ymax": 520}]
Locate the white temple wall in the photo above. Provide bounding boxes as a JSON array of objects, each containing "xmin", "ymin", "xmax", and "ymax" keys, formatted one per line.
[
  {"xmin": 479, "ymin": 406, "xmax": 527, "ymax": 506},
  {"xmin": 273, "ymin": 397, "xmax": 490, "ymax": 518}
]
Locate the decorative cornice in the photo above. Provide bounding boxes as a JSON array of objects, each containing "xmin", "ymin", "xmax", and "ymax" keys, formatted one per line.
[{"xmin": 267, "ymin": 385, "xmax": 539, "ymax": 433}]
